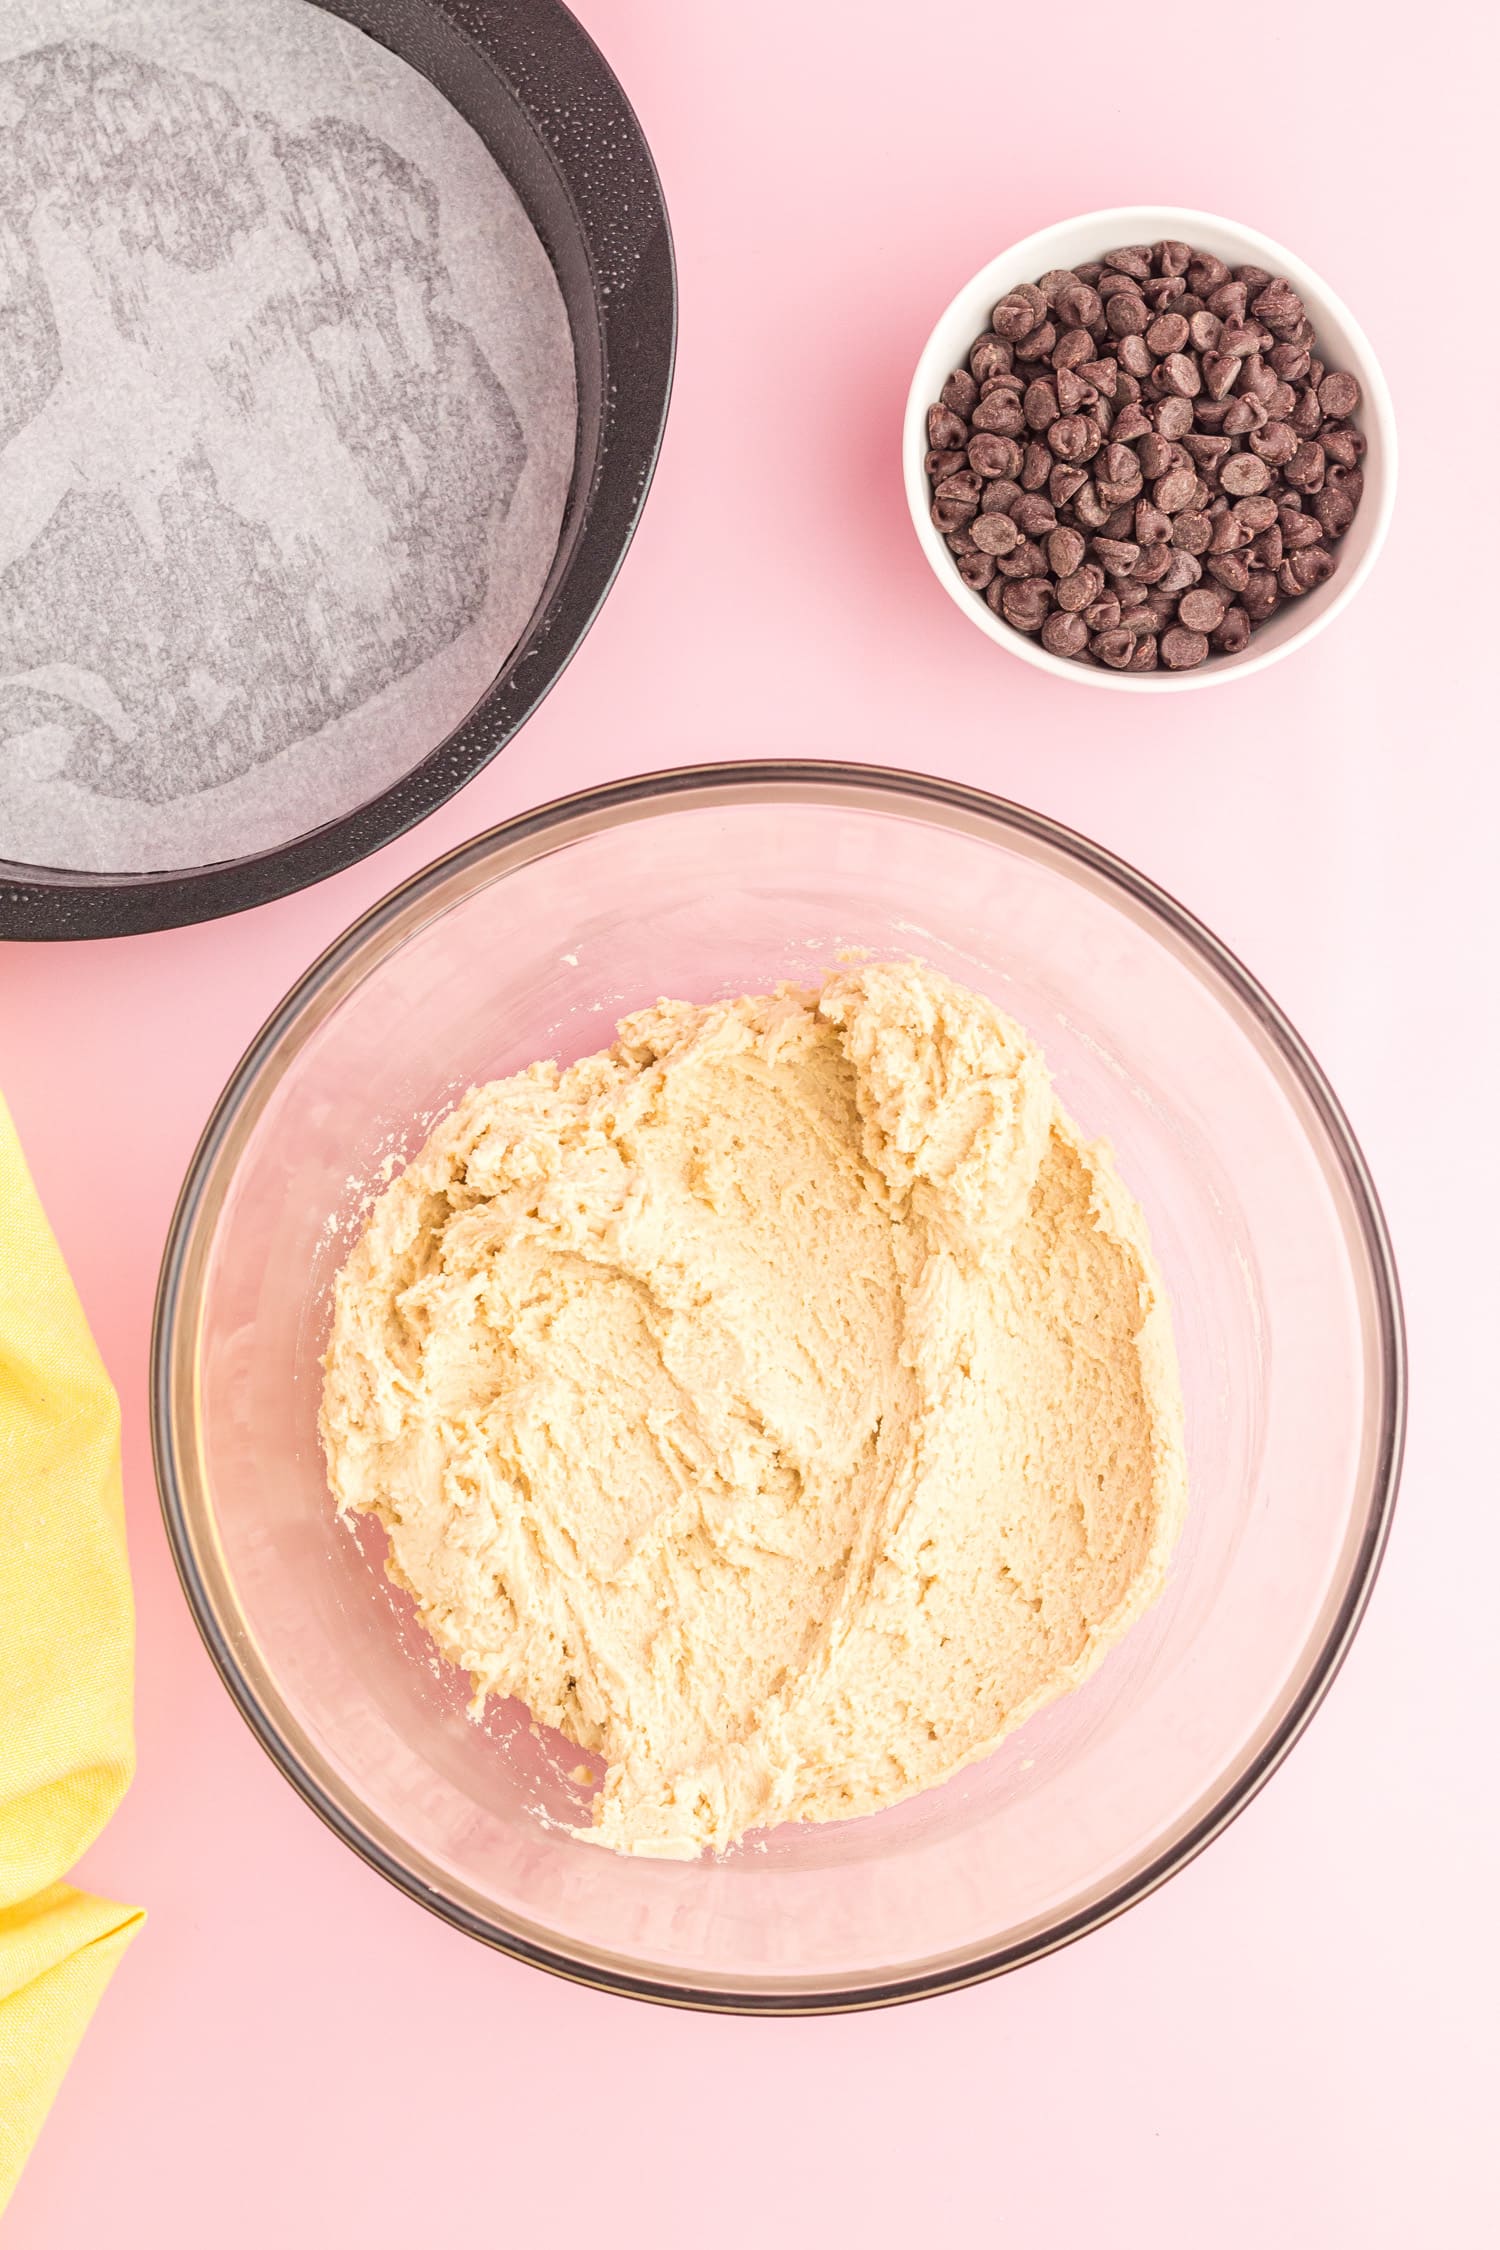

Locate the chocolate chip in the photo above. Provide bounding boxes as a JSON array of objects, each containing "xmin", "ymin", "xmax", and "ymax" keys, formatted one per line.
[
  {"xmin": 992, "ymin": 288, "xmax": 1043, "ymax": 340},
  {"xmin": 969, "ymin": 510, "xmax": 1023, "ymax": 555},
  {"xmin": 1158, "ymin": 550, "xmax": 1203, "ymax": 595},
  {"xmin": 1219, "ymin": 453, "xmax": 1272, "ymax": 496},
  {"xmin": 971, "ymin": 335, "xmax": 1014, "ymax": 382},
  {"xmin": 969, "ymin": 432, "xmax": 1024, "ymax": 480},
  {"xmin": 1046, "ymin": 414, "xmax": 1097, "ymax": 462},
  {"xmin": 1279, "ymin": 509, "xmax": 1323, "ymax": 551},
  {"xmin": 1092, "ymin": 536, "xmax": 1141, "ymax": 576},
  {"xmin": 1232, "ymin": 492, "xmax": 1279, "ymax": 531},
  {"xmin": 1318, "ymin": 370, "xmax": 1361, "ymax": 418},
  {"xmin": 940, "ymin": 369, "xmax": 979, "ymax": 417},
  {"xmin": 1250, "ymin": 278, "xmax": 1306, "ymax": 338},
  {"xmin": 1013, "ymin": 492, "xmax": 1057, "ymax": 537},
  {"xmin": 1171, "ymin": 509, "xmax": 1214, "ymax": 554},
  {"xmin": 1105, "ymin": 290, "xmax": 1148, "ymax": 337},
  {"xmin": 1313, "ymin": 486, "xmax": 1358, "ymax": 538},
  {"xmin": 1041, "ymin": 609, "xmax": 1090, "ymax": 657},
  {"xmin": 1145, "ymin": 312, "xmax": 1191, "ymax": 357},
  {"xmin": 1188, "ymin": 252, "xmax": 1231, "ymax": 294},
  {"xmin": 1108, "ymin": 403, "xmax": 1152, "ymax": 446},
  {"xmin": 1153, "ymin": 466, "xmax": 1198, "ymax": 513},
  {"xmin": 1289, "ymin": 387, "xmax": 1324, "ymax": 438},
  {"xmin": 1248, "ymin": 419, "xmax": 1299, "ymax": 465},
  {"xmin": 1047, "ymin": 526, "xmax": 1087, "ymax": 577},
  {"xmin": 995, "ymin": 536, "xmax": 1047, "ymax": 579},
  {"xmin": 1095, "ymin": 445, "xmax": 1144, "ymax": 506},
  {"xmin": 1158, "ymin": 352, "xmax": 1201, "ymax": 398},
  {"xmin": 1116, "ymin": 333, "xmax": 1154, "ymax": 379},
  {"xmin": 1105, "ymin": 244, "xmax": 1154, "ymax": 279},
  {"xmin": 1320, "ymin": 425, "xmax": 1366, "ymax": 469},
  {"xmin": 1177, "ymin": 586, "xmax": 1227, "ymax": 633},
  {"xmin": 1286, "ymin": 544, "xmax": 1338, "ymax": 591},
  {"xmin": 1052, "ymin": 328, "xmax": 1095, "ymax": 374},
  {"xmin": 1160, "ymin": 625, "xmax": 1210, "ymax": 669},
  {"xmin": 957, "ymin": 550, "xmax": 997, "ymax": 590},
  {"xmin": 1024, "ymin": 378, "xmax": 1061, "ymax": 429},
  {"xmin": 1072, "ymin": 479, "xmax": 1109, "ymax": 529},
  {"xmin": 1056, "ymin": 563, "xmax": 1106, "ymax": 611},
  {"xmin": 1015, "ymin": 320, "xmax": 1058, "ymax": 363},
  {"xmin": 1283, "ymin": 440, "xmax": 1326, "ymax": 494},
  {"xmin": 1001, "ymin": 576, "xmax": 1054, "ymax": 630},
  {"xmin": 1220, "ymin": 396, "xmax": 1267, "ymax": 437},
  {"xmin": 1055, "ymin": 282, "xmax": 1103, "ymax": 331},
  {"xmin": 1150, "ymin": 396, "xmax": 1194, "ymax": 441},
  {"xmin": 1204, "ymin": 281, "xmax": 1246, "ymax": 323},
  {"xmin": 1242, "ymin": 570, "xmax": 1280, "ymax": 620},
  {"xmin": 1199, "ymin": 351, "xmax": 1238, "ymax": 401},
  {"xmin": 1077, "ymin": 359, "xmax": 1119, "ymax": 398},
  {"xmin": 1268, "ymin": 341, "xmax": 1311, "ymax": 380},
  {"xmin": 1019, "ymin": 440, "xmax": 1051, "ymax": 490},
  {"xmin": 1213, "ymin": 605, "xmax": 1252, "ymax": 654},
  {"xmin": 970, "ymin": 391, "xmax": 1026, "ymax": 437},
  {"xmin": 1207, "ymin": 550, "xmax": 1252, "ymax": 593}
]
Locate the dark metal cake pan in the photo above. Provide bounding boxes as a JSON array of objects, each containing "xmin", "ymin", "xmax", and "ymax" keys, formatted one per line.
[{"xmin": 0, "ymin": 0, "xmax": 675, "ymax": 940}]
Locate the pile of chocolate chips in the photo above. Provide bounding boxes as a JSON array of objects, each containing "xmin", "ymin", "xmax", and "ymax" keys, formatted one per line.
[{"xmin": 925, "ymin": 241, "xmax": 1366, "ymax": 671}]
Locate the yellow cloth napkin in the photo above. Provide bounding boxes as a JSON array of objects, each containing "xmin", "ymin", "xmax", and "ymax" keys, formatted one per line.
[{"xmin": 0, "ymin": 1090, "xmax": 141, "ymax": 2216}]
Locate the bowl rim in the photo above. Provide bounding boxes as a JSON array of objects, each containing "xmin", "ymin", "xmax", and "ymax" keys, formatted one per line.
[
  {"xmin": 903, "ymin": 202, "xmax": 1398, "ymax": 693},
  {"xmin": 1, "ymin": 0, "xmax": 677, "ymax": 939},
  {"xmin": 152, "ymin": 759, "xmax": 1407, "ymax": 2013}
]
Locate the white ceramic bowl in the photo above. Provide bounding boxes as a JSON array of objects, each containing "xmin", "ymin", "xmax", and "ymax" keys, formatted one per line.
[{"xmin": 904, "ymin": 206, "xmax": 1396, "ymax": 692}]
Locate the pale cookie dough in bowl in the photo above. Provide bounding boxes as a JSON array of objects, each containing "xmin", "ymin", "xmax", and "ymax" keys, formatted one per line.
[
  {"xmin": 154, "ymin": 763, "xmax": 1403, "ymax": 2011},
  {"xmin": 319, "ymin": 961, "xmax": 1188, "ymax": 1860}
]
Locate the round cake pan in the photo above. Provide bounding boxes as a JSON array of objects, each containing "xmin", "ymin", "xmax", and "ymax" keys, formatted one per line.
[{"xmin": 1, "ymin": 0, "xmax": 675, "ymax": 941}]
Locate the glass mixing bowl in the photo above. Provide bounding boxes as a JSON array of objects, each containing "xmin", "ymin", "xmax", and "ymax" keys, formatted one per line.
[{"xmin": 153, "ymin": 764, "xmax": 1404, "ymax": 2011}]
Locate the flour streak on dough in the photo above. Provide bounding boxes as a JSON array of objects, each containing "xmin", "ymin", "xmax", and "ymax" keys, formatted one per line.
[{"xmin": 321, "ymin": 962, "xmax": 1187, "ymax": 1859}]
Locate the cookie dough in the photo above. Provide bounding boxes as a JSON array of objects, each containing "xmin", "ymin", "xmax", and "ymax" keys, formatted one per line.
[{"xmin": 321, "ymin": 961, "xmax": 1186, "ymax": 1858}]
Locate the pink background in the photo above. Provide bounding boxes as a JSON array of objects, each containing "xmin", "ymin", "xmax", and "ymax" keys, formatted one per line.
[{"xmin": 4, "ymin": 2, "xmax": 1496, "ymax": 2240}]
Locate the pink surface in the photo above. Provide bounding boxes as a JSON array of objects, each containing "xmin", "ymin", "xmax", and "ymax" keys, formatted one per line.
[{"xmin": 2, "ymin": 2, "xmax": 1494, "ymax": 2241}]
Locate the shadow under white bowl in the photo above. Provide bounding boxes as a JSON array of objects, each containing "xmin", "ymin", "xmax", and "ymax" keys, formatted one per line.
[{"xmin": 904, "ymin": 205, "xmax": 1396, "ymax": 692}]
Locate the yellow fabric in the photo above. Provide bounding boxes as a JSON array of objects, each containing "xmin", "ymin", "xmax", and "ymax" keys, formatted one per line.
[{"xmin": 0, "ymin": 1091, "xmax": 141, "ymax": 2216}]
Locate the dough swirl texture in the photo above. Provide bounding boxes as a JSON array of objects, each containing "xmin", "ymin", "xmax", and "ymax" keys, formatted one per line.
[{"xmin": 321, "ymin": 962, "xmax": 1186, "ymax": 1857}]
